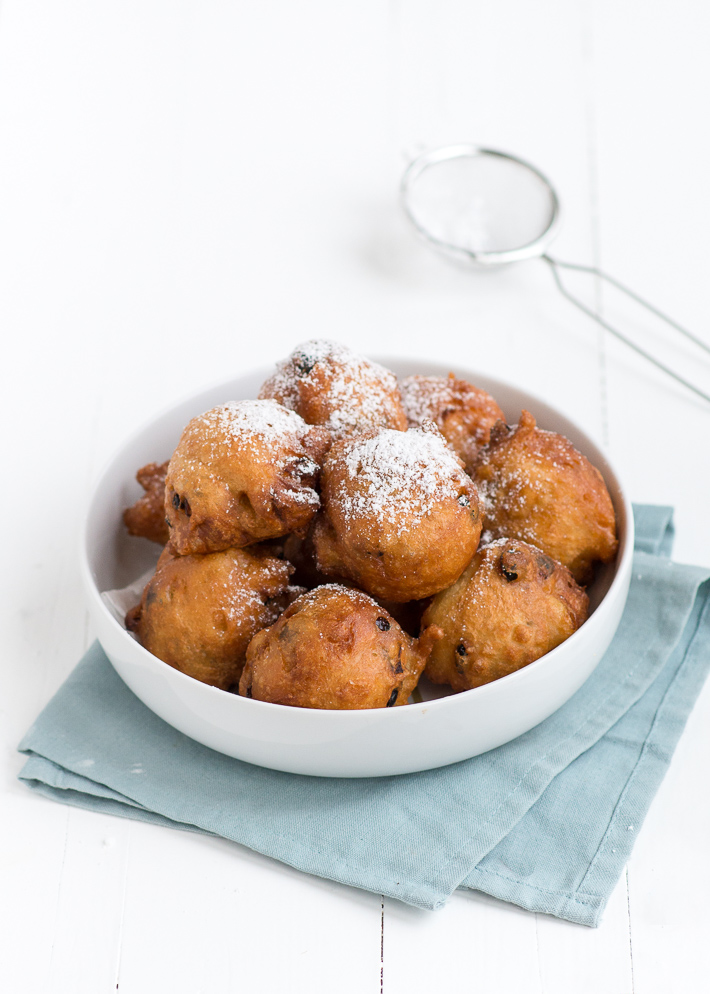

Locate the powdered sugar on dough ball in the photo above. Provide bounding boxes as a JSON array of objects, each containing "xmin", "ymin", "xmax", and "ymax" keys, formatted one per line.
[
  {"xmin": 126, "ymin": 545, "xmax": 297, "ymax": 691},
  {"xmin": 312, "ymin": 421, "xmax": 482, "ymax": 602},
  {"xmin": 191, "ymin": 400, "xmax": 320, "ymax": 470},
  {"xmin": 474, "ymin": 409, "xmax": 618, "ymax": 584},
  {"xmin": 165, "ymin": 399, "xmax": 331, "ymax": 555},
  {"xmin": 259, "ymin": 339, "xmax": 407, "ymax": 440},
  {"xmin": 338, "ymin": 422, "xmax": 472, "ymax": 527},
  {"xmin": 400, "ymin": 373, "xmax": 504, "ymax": 474}
]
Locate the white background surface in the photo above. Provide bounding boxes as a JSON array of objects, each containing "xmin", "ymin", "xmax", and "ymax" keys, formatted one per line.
[{"xmin": 1, "ymin": 2, "xmax": 709, "ymax": 991}]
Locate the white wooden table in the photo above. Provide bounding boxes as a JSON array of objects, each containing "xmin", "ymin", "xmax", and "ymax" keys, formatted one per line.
[{"xmin": 2, "ymin": 3, "xmax": 710, "ymax": 991}]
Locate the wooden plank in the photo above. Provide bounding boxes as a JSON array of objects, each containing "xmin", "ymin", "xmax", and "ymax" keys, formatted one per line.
[
  {"xmin": 385, "ymin": 891, "xmax": 542, "ymax": 994},
  {"xmin": 115, "ymin": 824, "xmax": 382, "ymax": 994},
  {"xmin": 626, "ymin": 681, "xmax": 710, "ymax": 994},
  {"xmin": 43, "ymin": 814, "xmax": 132, "ymax": 994},
  {"xmin": 537, "ymin": 877, "xmax": 634, "ymax": 994},
  {"xmin": 582, "ymin": 3, "xmax": 710, "ymax": 992}
]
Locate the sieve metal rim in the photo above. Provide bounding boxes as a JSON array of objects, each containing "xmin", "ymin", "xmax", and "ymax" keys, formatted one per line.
[{"xmin": 400, "ymin": 144, "xmax": 562, "ymax": 266}]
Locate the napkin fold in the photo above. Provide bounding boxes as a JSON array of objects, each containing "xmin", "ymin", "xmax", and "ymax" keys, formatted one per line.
[{"xmin": 18, "ymin": 505, "xmax": 710, "ymax": 925}]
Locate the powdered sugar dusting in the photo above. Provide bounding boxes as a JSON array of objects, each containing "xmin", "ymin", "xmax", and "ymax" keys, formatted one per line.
[
  {"xmin": 335, "ymin": 423, "xmax": 470, "ymax": 527},
  {"xmin": 401, "ymin": 376, "xmax": 455, "ymax": 427},
  {"xmin": 476, "ymin": 414, "xmax": 583, "ymax": 544},
  {"xmin": 262, "ymin": 340, "xmax": 336, "ymax": 409},
  {"xmin": 478, "ymin": 535, "xmax": 511, "ymax": 550},
  {"xmin": 399, "ymin": 375, "xmax": 506, "ymax": 477},
  {"xmin": 299, "ymin": 583, "xmax": 380, "ymax": 610},
  {"xmin": 182, "ymin": 400, "xmax": 322, "ymax": 508},
  {"xmin": 477, "ymin": 469, "xmax": 546, "ymax": 545},
  {"xmin": 262, "ymin": 339, "xmax": 403, "ymax": 439},
  {"xmin": 278, "ymin": 487, "xmax": 319, "ymax": 506},
  {"xmin": 219, "ymin": 558, "xmax": 290, "ymax": 625},
  {"xmin": 194, "ymin": 399, "xmax": 312, "ymax": 456}
]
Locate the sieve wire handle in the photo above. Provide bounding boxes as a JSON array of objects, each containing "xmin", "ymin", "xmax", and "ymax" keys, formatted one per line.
[{"xmin": 542, "ymin": 255, "xmax": 710, "ymax": 405}]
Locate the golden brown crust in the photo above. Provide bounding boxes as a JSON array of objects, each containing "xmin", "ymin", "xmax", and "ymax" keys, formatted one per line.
[
  {"xmin": 127, "ymin": 545, "xmax": 296, "ymax": 690},
  {"xmin": 423, "ymin": 539, "xmax": 589, "ymax": 691},
  {"xmin": 400, "ymin": 374, "xmax": 504, "ymax": 473},
  {"xmin": 259, "ymin": 340, "xmax": 407, "ymax": 441},
  {"xmin": 312, "ymin": 422, "xmax": 482, "ymax": 602},
  {"xmin": 165, "ymin": 399, "xmax": 331, "ymax": 555},
  {"xmin": 123, "ymin": 461, "xmax": 171, "ymax": 545},
  {"xmin": 239, "ymin": 584, "xmax": 443, "ymax": 709},
  {"xmin": 475, "ymin": 411, "xmax": 618, "ymax": 583}
]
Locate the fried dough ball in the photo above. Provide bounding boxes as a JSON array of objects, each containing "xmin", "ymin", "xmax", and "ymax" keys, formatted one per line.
[
  {"xmin": 259, "ymin": 339, "xmax": 407, "ymax": 441},
  {"xmin": 423, "ymin": 539, "xmax": 589, "ymax": 691},
  {"xmin": 123, "ymin": 461, "xmax": 170, "ymax": 545},
  {"xmin": 400, "ymin": 374, "xmax": 504, "ymax": 473},
  {"xmin": 312, "ymin": 421, "xmax": 482, "ymax": 602},
  {"xmin": 239, "ymin": 585, "xmax": 443, "ymax": 709},
  {"xmin": 475, "ymin": 411, "xmax": 618, "ymax": 584},
  {"xmin": 126, "ymin": 545, "xmax": 298, "ymax": 690},
  {"xmin": 165, "ymin": 399, "xmax": 331, "ymax": 555}
]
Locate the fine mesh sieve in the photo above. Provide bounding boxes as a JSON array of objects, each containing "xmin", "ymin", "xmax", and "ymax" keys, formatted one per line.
[{"xmin": 401, "ymin": 145, "xmax": 710, "ymax": 404}]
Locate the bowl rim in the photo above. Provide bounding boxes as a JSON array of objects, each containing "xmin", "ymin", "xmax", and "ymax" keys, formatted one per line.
[{"xmin": 81, "ymin": 356, "xmax": 635, "ymax": 721}]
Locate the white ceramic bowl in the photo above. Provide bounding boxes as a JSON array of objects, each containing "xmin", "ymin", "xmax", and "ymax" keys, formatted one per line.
[{"xmin": 81, "ymin": 358, "xmax": 633, "ymax": 777}]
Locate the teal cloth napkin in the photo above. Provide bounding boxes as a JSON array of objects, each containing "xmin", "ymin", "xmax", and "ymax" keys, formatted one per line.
[{"xmin": 18, "ymin": 505, "xmax": 710, "ymax": 925}]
